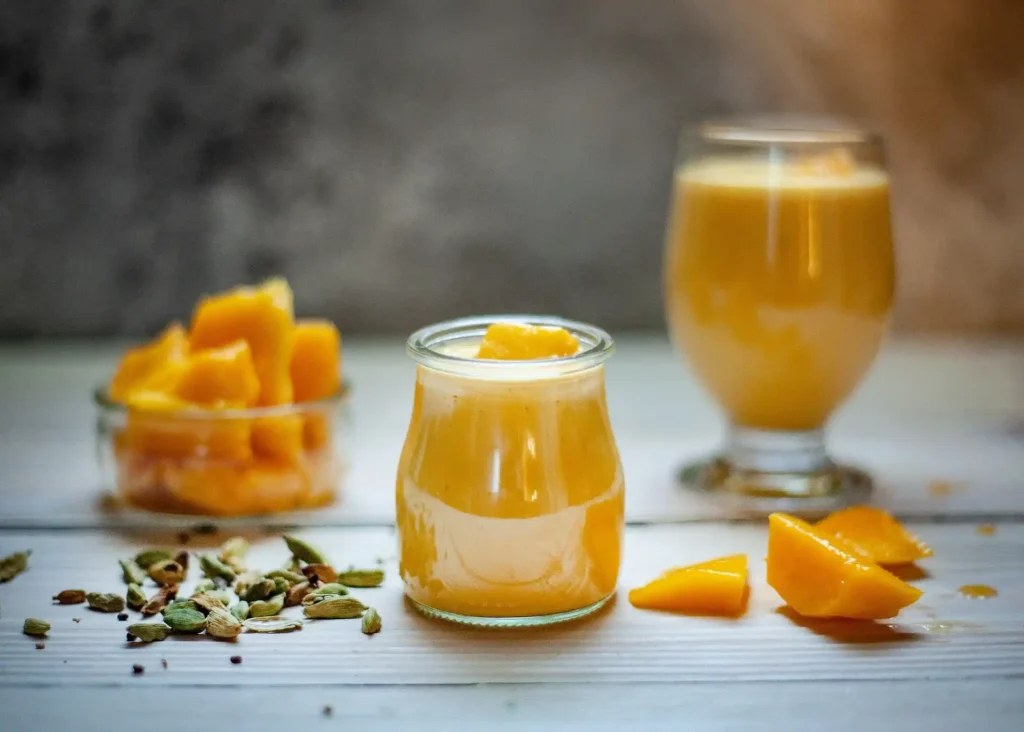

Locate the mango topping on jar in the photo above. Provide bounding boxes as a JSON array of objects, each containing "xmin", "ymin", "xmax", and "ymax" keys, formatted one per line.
[
  {"xmin": 475, "ymin": 322, "xmax": 580, "ymax": 360},
  {"xmin": 105, "ymin": 278, "xmax": 344, "ymax": 516}
]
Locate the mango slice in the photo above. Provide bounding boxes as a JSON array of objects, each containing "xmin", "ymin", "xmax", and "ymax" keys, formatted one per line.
[
  {"xmin": 476, "ymin": 322, "xmax": 580, "ymax": 360},
  {"xmin": 251, "ymin": 414, "xmax": 304, "ymax": 463},
  {"xmin": 629, "ymin": 554, "xmax": 748, "ymax": 616},
  {"xmin": 290, "ymin": 319, "xmax": 341, "ymax": 402},
  {"xmin": 189, "ymin": 278, "xmax": 296, "ymax": 406},
  {"xmin": 173, "ymin": 340, "xmax": 261, "ymax": 408},
  {"xmin": 109, "ymin": 323, "xmax": 189, "ymax": 402},
  {"xmin": 767, "ymin": 513, "xmax": 922, "ymax": 619},
  {"xmin": 815, "ymin": 506, "xmax": 933, "ymax": 566}
]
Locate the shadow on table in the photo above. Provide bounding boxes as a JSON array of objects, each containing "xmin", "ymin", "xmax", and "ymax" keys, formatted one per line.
[{"xmin": 775, "ymin": 606, "xmax": 926, "ymax": 644}]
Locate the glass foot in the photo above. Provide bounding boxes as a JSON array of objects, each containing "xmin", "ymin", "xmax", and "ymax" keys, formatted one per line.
[
  {"xmin": 407, "ymin": 594, "xmax": 614, "ymax": 628},
  {"xmin": 678, "ymin": 456, "xmax": 873, "ymax": 518}
]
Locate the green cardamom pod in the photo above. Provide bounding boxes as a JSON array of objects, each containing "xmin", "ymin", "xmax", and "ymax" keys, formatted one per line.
[
  {"xmin": 147, "ymin": 560, "xmax": 186, "ymax": 586},
  {"xmin": 119, "ymin": 559, "xmax": 146, "ymax": 585},
  {"xmin": 233, "ymin": 569, "xmax": 262, "ymax": 596},
  {"xmin": 229, "ymin": 600, "xmax": 250, "ymax": 621},
  {"xmin": 283, "ymin": 535, "xmax": 328, "ymax": 565},
  {"xmin": 87, "ymin": 592, "xmax": 126, "ymax": 613},
  {"xmin": 301, "ymin": 584, "xmax": 348, "ymax": 605},
  {"xmin": 205, "ymin": 607, "xmax": 243, "ymax": 639},
  {"xmin": 141, "ymin": 586, "xmax": 177, "ymax": 616},
  {"xmin": 200, "ymin": 554, "xmax": 236, "ymax": 582},
  {"xmin": 163, "ymin": 599, "xmax": 198, "ymax": 615},
  {"xmin": 361, "ymin": 608, "xmax": 382, "ymax": 635},
  {"xmin": 243, "ymin": 615, "xmax": 303, "ymax": 633},
  {"xmin": 134, "ymin": 549, "xmax": 173, "ymax": 569},
  {"xmin": 265, "ymin": 569, "xmax": 305, "ymax": 584},
  {"xmin": 208, "ymin": 589, "xmax": 234, "ymax": 606},
  {"xmin": 174, "ymin": 550, "xmax": 190, "ymax": 575},
  {"xmin": 52, "ymin": 589, "xmax": 86, "ymax": 605},
  {"xmin": 301, "ymin": 563, "xmax": 338, "ymax": 584},
  {"xmin": 191, "ymin": 578, "xmax": 217, "ymax": 595},
  {"xmin": 281, "ymin": 556, "xmax": 303, "ymax": 573},
  {"xmin": 303, "ymin": 596, "xmax": 366, "ymax": 619},
  {"xmin": 249, "ymin": 593, "xmax": 285, "ymax": 618},
  {"xmin": 126, "ymin": 583, "xmax": 147, "ymax": 610},
  {"xmin": 191, "ymin": 592, "xmax": 227, "ymax": 615},
  {"xmin": 162, "ymin": 606, "xmax": 207, "ymax": 633},
  {"xmin": 220, "ymin": 536, "xmax": 249, "ymax": 560},
  {"xmin": 23, "ymin": 618, "xmax": 50, "ymax": 636},
  {"xmin": 337, "ymin": 569, "xmax": 385, "ymax": 588},
  {"xmin": 241, "ymin": 578, "xmax": 277, "ymax": 603},
  {"xmin": 0, "ymin": 550, "xmax": 31, "ymax": 583},
  {"xmin": 127, "ymin": 622, "xmax": 171, "ymax": 642},
  {"xmin": 272, "ymin": 576, "xmax": 290, "ymax": 595}
]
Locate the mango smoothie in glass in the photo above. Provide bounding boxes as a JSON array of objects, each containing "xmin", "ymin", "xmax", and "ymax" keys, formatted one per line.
[
  {"xmin": 664, "ymin": 119, "xmax": 895, "ymax": 509},
  {"xmin": 396, "ymin": 316, "xmax": 624, "ymax": 626}
]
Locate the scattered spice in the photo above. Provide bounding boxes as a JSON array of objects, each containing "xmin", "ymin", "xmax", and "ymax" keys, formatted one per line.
[
  {"xmin": 249, "ymin": 593, "xmax": 286, "ymax": 618},
  {"xmin": 323, "ymin": 706, "xmax": 333, "ymax": 718},
  {"xmin": 205, "ymin": 607, "xmax": 243, "ymax": 639},
  {"xmin": 243, "ymin": 615, "xmax": 303, "ymax": 633},
  {"xmin": 23, "ymin": 618, "xmax": 50, "ymax": 637},
  {"xmin": 72, "ymin": 618, "xmax": 81, "ymax": 623},
  {"xmin": 141, "ymin": 585, "xmax": 178, "ymax": 616},
  {"xmin": 127, "ymin": 623, "xmax": 171, "ymax": 643},
  {"xmin": 35, "ymin": 642, "xmax": 45, "ymax": 650},
  {"xmin": 119, "ymin": 559, "xmax": 146, "ymax": 585},
  {"xmin": 174, "ymin": 550, "xmax": 191, "ymax": 575},
  {"xmin": 87, "ymin": 592, "xmax": 126, "ymax": 613},
  {"xmin": 126, "ymin": 583, "xmax": 147, "ymax": 610},
  {"xmin": 134, "ymin": 549, "xmax": 173, "ymax": 569},
  {"xmin": 117, "ymin": 613, "xmax": 129, "ymax": 621},
  {"xmin": 163, "ymin": 607, "xmax": 206, "ymax": 634},
  {"xmin": 302, "ymin": 563, "xmax": 338, "ymax": 584},
  {"xmin": 0, "ymin": 550, "xmax": 30, "ymax": 583},
  {"xmin": 161, "ymin": 658, "xmax": 168, "ymax": 669},
  {"xmin": 361, "ymin": 608, "xmax": 382, "ymax": 635},
  {"xmin": 337, "ymin": 569, "xmax": 385, "ymax": 588},
  {"xmin": 148, "ymin": 559, "xmax": 186, "ymax": 586},
  {"xmin": 285, "ymin": 581, "xmax": 313, "ymax": 607},
  {"xmin": 229, "ymin": 600, "xmax": 250, "ymax": 622},
  {"xmin": 303, "ymin": 596, "xmax": 366, "ymax": 619},
  {"xmin": 230, "ymin": 655, "xmax": 242, "ymax": 665},
  {"xmin": 52, "ymin": 589, "xmax": 86, "ymax": 605},
  {"xmin": 192, "ymin": 592, "xmax": 227, "ymax": 615},
  {"xmin": 283, "ymin": 535, "xmax": 328, "ymax": 565},
  {"xmin": 132, "ymin": 664, "xmax": 145, "ymax": 675},
  {"xmin": 241, "ymin": 578, "xmax": 277, "ymax": 603},
  {"xmin": 200, "ymin": 554, "xmax": 236, "ymax": 582}
]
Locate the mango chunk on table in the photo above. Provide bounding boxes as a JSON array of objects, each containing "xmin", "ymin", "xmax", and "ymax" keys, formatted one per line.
[
  {"xmin": 767, "ymin": 513, "xmax": 922, "ymax": 619},
  {"xmin": 629, "ymin": 554, "xmax": 748, "ymax": 616}
]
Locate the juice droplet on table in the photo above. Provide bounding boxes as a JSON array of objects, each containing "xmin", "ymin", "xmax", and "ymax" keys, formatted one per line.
[
  {"xmin": 928, "ymin": 480, "xmax": 964, "ymax": 497},
  {"xmin": 958, "ymin": 584, "xmax": 998, "ymax": 599},
  {"xmin": 976, "ymin": 524, "xmax": 996, "ymax": 536}
]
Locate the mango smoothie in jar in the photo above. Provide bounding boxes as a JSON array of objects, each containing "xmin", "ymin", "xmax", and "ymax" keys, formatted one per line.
[{"xmin": 396, "ymin": 316, "xmax": 624, "ymax": 626}]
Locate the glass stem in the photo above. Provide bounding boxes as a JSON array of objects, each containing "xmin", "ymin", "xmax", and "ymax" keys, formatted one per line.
[{"xmin": 725, "ymin": 426, "xmax": 830, "ymax": 474}]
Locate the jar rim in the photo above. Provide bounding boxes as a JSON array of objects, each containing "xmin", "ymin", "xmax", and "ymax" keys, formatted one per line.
[
  {"xmin": 93, "ymin": 382, "xmax": 350, "ymax": 419},
  {"xmin": 695, "ymin": 115, "xmax": 883, "ymax": 147},
  {"xmin": 406, "ymin": 315, "xmax": 615, "ymax": 377}
]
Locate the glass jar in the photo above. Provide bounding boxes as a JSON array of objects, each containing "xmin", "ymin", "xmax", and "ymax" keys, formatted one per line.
[
  {"xmin": 396, "ymin": 316, "xmax": 624, "ymax": 627},
  {"xmin": 95, "ymin": 386, "xmax": 348, "ymax": 517}
]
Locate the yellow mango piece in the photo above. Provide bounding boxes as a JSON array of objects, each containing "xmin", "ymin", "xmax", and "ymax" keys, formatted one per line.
[
  {"xmin": 122, "ymin": 409, "xmax": 252, "ymax": 462},
  {"xmin": 476, "ymin": 322, "xmax": 580, "ymax": 360},
  {"xmin": 172, "ymin": 340, "xmax": 260, "ymax": 408},
  {"xmin": 189, "ymin": 278, "xmax": 295, "ymax": 406},
  {"xmin": 815, "ymin": 506, "xmax": 933, "ymax": 566},
  {"xmin": 251, "ymin": 414, "xmax": 304, "ymax": 463},
  {"xmin": 767, "ymin": 513, "xmax": 922, "ymax": 619},
  {"xmin": 290, "ymin": 319, "xmax": 341, "ymax": 402},
  {"xmin": 109, "ymin": 323, "xmax": 189, "ymax": 402},
  {"xmin": 629, "ymin": 554, "xmax": 748, "ymax": 616},
  {"xmin": 162, "ymin": 461, "xmax": 308, "ymax": 516}
]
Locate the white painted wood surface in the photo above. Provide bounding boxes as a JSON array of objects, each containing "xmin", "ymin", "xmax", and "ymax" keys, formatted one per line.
[{"xmin": 1, "ymin": 336, "xmax": 1023, "ymax": 526}]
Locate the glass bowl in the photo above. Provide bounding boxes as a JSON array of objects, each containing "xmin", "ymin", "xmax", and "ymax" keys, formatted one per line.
[{"xmin": 95, "ymin": 385, "xmax": 349, "ymax": 517}]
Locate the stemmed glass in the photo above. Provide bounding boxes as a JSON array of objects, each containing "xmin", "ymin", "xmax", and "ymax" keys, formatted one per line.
[{"xmin": 663, "ymin": 117, "xmax": 895, "ymax": 512}]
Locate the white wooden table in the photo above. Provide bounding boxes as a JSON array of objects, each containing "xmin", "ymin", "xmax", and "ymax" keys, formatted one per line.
[{"xmin": 1, "ymin": 336, "xmax": 1023, "ymax": 731}]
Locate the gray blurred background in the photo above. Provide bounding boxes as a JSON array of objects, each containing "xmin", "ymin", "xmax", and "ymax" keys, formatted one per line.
[{"xmin": 2, "ymin": 0, "xmax": 1022, "ymax": 336}]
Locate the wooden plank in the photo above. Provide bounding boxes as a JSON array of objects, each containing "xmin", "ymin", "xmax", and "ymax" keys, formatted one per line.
[
  {"xmin": 2, "ymin": 681, "xmax": 1023, "ymax": 732},
  {"xmin": 1, "ymin": 523, "xmax": 1021, "ymax": 687}
]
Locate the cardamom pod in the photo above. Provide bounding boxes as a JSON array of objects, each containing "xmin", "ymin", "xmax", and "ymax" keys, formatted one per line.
[
  {"xmin": 337, "ymin": 569, "xmax": 385, "ymax": 588},
  {"xmin": 141, "ymin": 585, "xmax": 178, "ymax": 616},
  {"xmin": 191, "ymin": 592, "xmax": 227, "ymax": 615},
  {"xmin": 244, "ymin": 615, "xmax": 303, "ymax": 633},
  {"xmin": 174, "ymin": 550, "xmax": 190, "ymax": 575},
  {"xmin": 229, "ymin": 600, "xmax": 250, "ymax": 621},
  {"xmin": 303, "ymin": 596, "xmax": 366, "ymax": 619},
  {"xmin": 191, "ymin": 578, "xmax": 217, "ymax": 595},
  {"xmin": 207, "ymin": 589, "xmax": 234, "ymax": 606},
  {"xmin": 301, "ymin": 584, "xmax": 348, "ymax": 605},
  {"xmin": 148, "ymin": 560, "xmax": 186, "ymax": 586},
  {"xmin": 283, "ymin": 535, "xmax": 328, "ymax": 565},
  {"xmin": 233, "ymin": 569, "xmax": 262, "ymax": 596},
  {"xmin": 205, "ymin": 607, "xmax": 242, "ymax": 639},
  {"xmin": 361, "ymin": 607, "xmax": 382, "ymax": 635},
  {"xmin": 200, "ymin": 554, "xmax": 236, "ymax": 582},
  {"xmin": 119, "ymin": 559, "xmax": 146, "ymax": 585},
  {"xmin": 87, "ymin": 592, "xmax": 126, "ymax": 613},
  {"xmin": 241, "ymin": 578, "xmax": 277, "ymax": 603},
  {"xmin": 220, "ymin": 536, "xmax": 249, "ymax": 561},
  {"xmin": 285, "ymin": 581, "xmax": 313, "ymax": 607},
  {"xmin": 281, "ymin": 556, "xmax": 303, "ymax": 573},
  {"xmin": 163, "ymin": 599, "xmax": 198, "ymax": 615},
  {"xmin": 127, "ymin": 622, "xmax": 171, "ymax": 643},
  {"xmin": 302, "ymin": 563, "xmax": 338, "ymax": 584},
  {"xmin": 266, "ymin": 569, "xmax": 305, "ymax": 584},
  {"xmin": 52, "ymin": 589, "xmax": 86, "ymax": 605},
  {"xmin": 249, "ymin": 593, "xmax": 285, "ymax": 618},
  {"xmin": 134, "ymin": 549, "xmax": 173, "ymax": 569},
  {"xmin": 125, "ymin": 583, "xmax": 147, "ymax": 610},
  {"xmin": 23, "ymin": 618, "xmax": 50, "ymax": 636},
  {"xmin": 0, "ymin": 550, "xmax": 30, "ymax": 583},
  {"xmin": 271, "ymin": 576, "xmax": 290, "ymax": 595},
  {"xmin": 162, "ymin": 606, "xmax": 207, "ymax": 634}
]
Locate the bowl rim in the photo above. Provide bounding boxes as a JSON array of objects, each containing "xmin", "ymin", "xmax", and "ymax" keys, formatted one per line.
[{"xmin": 93, "ymin": 381, "xmax": 351, "ymax": 419}]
